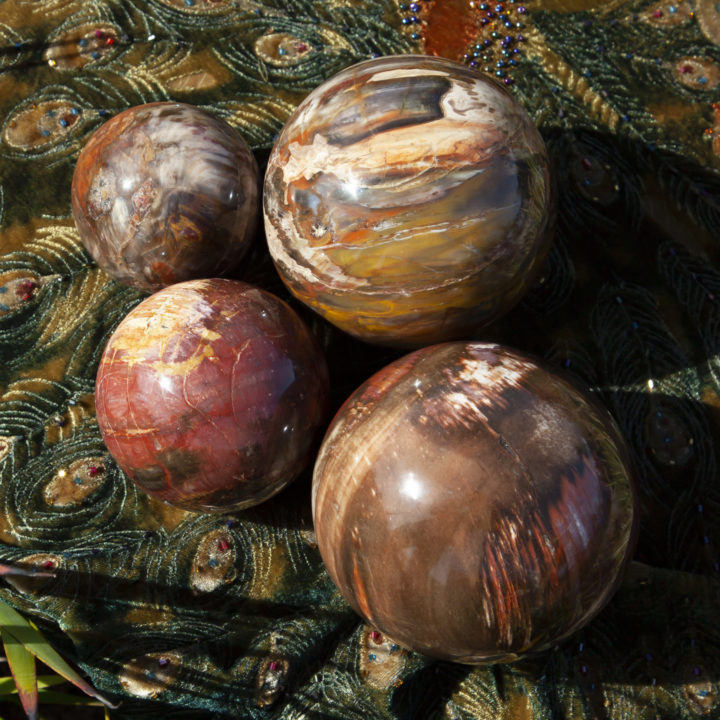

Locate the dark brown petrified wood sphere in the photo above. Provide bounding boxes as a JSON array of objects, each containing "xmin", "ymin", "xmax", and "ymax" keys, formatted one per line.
[
  {"xmin": 312, "ymin": 342, "xmax": 637, "ymax": 663},
  {"xmin": 264, "ymin": 55, "xmax": 552, "ymax": 347},
  {"xmin": 96, "ymin": 278, "xmax": 329, "ymax": 512},
  {"xmin": 72, "ymin": 102, "xmax": 259, "ymax": 292}
]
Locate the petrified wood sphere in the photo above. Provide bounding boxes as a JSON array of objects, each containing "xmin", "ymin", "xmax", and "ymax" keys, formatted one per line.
[
  {"xmin": 96, "ymin": 279, "xmax": 329, "ymax": 512},
  {"xmin": 72, "ymin": 102, "xmax": 259, "ymax": 292},
  {"xmin": 312, "ymin": 342, "xmax": 637, "ymax": 663},
  {"xmin": 264, "ymin": 55, "xmax": 552, "ymax": 347}
]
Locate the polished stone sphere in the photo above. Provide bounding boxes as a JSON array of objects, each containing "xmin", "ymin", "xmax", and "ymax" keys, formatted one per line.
[
  {"xmin": 264, "ymin": 55, "xmax": 552, "ymax": 347},
  {"xmin": 312, "ymin": 342, "xmax": 637, "ymax": 663},
  {"xmin": 72, "ymin": 102, "xmax": 259, "ymax": 292},
  {"xmin": 96, "ymin": 279, "xmax": 329, "ymax": 512}
]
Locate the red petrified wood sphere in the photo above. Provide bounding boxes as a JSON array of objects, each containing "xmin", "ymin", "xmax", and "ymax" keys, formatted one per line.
[
  {"xmin": 72, "ymin": 102, "xmax": 259, "ymax": 292},
  {"xmin": 312, "ymin": 342, "xmax": 637, "ymax": 663},
  {"xmin": 96, "ymin": 279, "xmax": 329, "ymax": 512}
]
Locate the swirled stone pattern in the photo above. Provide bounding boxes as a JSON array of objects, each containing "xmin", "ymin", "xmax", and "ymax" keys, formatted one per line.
[
  {"xmin": 72, "ymin": 102, "xmax": 259, "ymax": 293},
  {"xmin": 96, "ymin": 278, "xmax": 329, "ymax": 511},
  {"xmin": 264, "ymin": 55, "xmax": 552, "ymax": 347},
  {"xmin": 313, "ymin": 342, "xmax": 637, "ymax": 663},
  {"xmin": 3, "ymin": 0, "xmax": 720, "ymax": 716}
]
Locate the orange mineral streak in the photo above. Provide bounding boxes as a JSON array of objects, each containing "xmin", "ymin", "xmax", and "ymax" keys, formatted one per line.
[
  {"xmin": 148, "ymin": 261, "xmax": 178, "ymax": 287},
  {"xmin": 352, "ymin": 558, "xmax": 373, "ymax": 620},
  {"xmin": 356, "ymin": 355, "xmax": 423, "ymax": 406},
  {"xmin": 482, "ymin": 540, "xmax": 511, "ymax": 646}
]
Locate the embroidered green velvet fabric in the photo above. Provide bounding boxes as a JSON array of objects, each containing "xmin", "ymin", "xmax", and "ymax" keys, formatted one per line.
[{"xmin": 0, "ymin": 0, "xmax": 718, "ymax": 717}]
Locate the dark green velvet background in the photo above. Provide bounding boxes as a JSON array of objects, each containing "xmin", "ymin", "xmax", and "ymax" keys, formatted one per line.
[{"xmin": 0, "ymin": 0, "xmax": 719, "ymax": 717}]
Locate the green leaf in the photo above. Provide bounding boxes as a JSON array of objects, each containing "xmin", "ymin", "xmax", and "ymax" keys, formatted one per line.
[
  {"xmin": 0, "ymin": 675, "xmax": 67, "ymax": 695},
  {"xmin": 0, "ymin": 601, "xmax": 118, "ymax": 709},
  {"xmin": 2, "ymin": 630, "xmax": 38, "ymax": 720},
  {"xmin": 0, "ymin": 690, "xmax": 105, "ymax": 707},
  {"xmin": 0, "ymin": 677, "xmax": 15, "ymax": 696}
]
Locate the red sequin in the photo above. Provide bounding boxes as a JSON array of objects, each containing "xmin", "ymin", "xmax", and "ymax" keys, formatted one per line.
[{"xmin": 15, "ymin": 280, "xmax": 36, "ymax": 301}]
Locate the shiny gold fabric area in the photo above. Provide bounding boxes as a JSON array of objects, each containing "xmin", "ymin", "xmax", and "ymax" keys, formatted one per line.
[{"xmin": 0, "ymin": 0, "xmax": 719, "ymax": 718}]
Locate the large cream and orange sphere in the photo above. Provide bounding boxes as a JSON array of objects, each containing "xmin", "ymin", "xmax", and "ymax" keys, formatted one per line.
[{"xmin": 264, "ymin": 55, "xmax": 552, "ymax": 347}]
